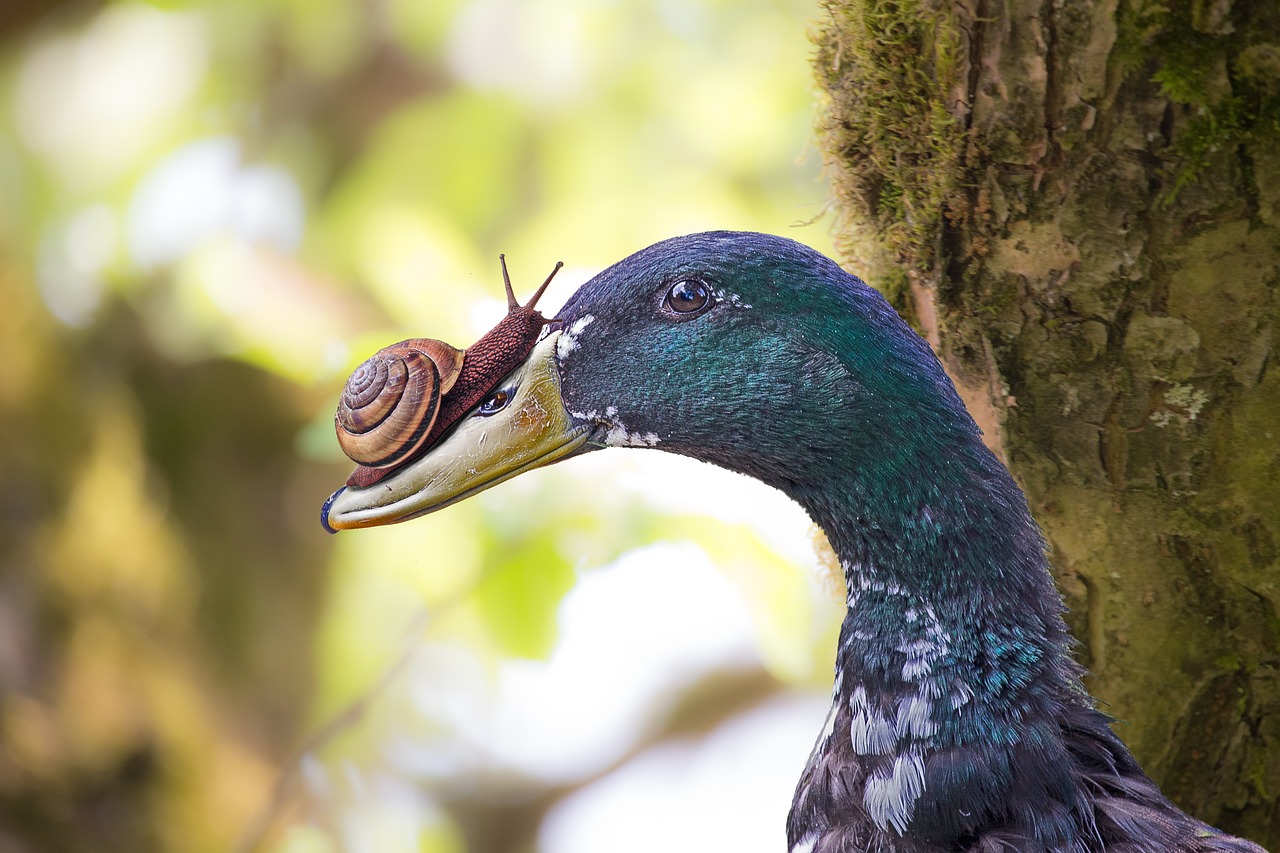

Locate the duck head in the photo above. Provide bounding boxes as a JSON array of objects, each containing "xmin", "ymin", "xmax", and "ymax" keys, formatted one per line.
[
  {"xmin": 321, "ymin": 230, "xmax": 981, "ymax": 533},
  {"xmin": 319, "ymin": 231, "xmax": 1264, "ymax": 853}
]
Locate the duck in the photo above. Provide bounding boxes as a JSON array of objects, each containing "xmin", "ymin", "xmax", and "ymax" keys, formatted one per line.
[{"xmin": 321, "ymin": 231, "xmax": 1266, "ymax": 853}]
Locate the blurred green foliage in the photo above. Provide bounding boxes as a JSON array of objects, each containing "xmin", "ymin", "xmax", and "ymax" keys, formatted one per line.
[{"xmin": 0, "ymin": 1, "xmax": 841, "ymax": 850}]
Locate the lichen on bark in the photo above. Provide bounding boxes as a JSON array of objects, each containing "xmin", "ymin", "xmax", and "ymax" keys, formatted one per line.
[{"xmin": 814, "ymin": 0, "xmax": 1280, "ymax": 844}]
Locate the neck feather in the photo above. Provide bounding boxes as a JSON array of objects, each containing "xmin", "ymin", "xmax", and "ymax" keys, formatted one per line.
[{"xmin": 790, "ymin": 430, "xmax": 1089, "ymax": 841}]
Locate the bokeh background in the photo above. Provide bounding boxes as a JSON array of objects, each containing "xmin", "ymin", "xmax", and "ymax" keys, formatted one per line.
[{"xmin": 0, "ymin": 1, "xmax": 849, "ymax": 851}]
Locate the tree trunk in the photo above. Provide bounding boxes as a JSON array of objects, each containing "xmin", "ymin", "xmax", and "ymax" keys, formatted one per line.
[{"xmin": 814, "ymin": 0, "xmax": 1280, "ymax": 845}]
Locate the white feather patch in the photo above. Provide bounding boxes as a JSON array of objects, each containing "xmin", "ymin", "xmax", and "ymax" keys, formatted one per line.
[
  {"xmin": 603, "ymin": 424, "xmax": 659, "ymax": 447},
  {"xmin": 850, "ymin": 707, "xmax": 898, "ymax": 755},
  {"xmin": 864, "ymin": 749, "xmax": 927, "ymax": 835},
  {"xmin": 713, "ymin": 287, "xmax": 753, "ymax": 309},
  {"xmin": 556, "ymin": 313, "xmax": 595, "ymax": 361},
  {"xmin": 894, "ymin": 693, "xmax": 937, "ymax": 739}
]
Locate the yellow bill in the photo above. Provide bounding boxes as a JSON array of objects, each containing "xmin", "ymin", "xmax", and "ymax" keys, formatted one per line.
[{"xmin": 321, "ymin": 332, "xmax": 593, "ymax": 531}]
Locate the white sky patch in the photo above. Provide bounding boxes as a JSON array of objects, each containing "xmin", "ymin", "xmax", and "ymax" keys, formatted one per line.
[
  {"xmin": 447, "ymin": 0, "xmax": 586, "ymax": 104},
  {"xmin": 540, "ymin": 694, "xmax": 826, "ymax": 853},
  {"xmin": 468, "ymin": 296, "xmax": 510, "ymax": 337},
  {"xmin": 587, "ymin": 452, "xmax": 819, "ymax": 568},
  {"xmin": 15, "ymin": 5, "xmax": 207, "ymax": 189},
  {"xmin": 394, "ymin": 544, "xmax": 763, "ymax": 784},
  {"xmin": 301, "ymin": 754, "xmax": 458, "ymax": 853},
  {"xmin": 127, "ymin": 138, "xmax": 304, "ymax": 269}
]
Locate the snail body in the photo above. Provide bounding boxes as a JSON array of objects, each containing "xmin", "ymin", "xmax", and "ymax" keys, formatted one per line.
[{"xmin": 335, "ymin": 256, "xmax": 563, "ymax": 488}]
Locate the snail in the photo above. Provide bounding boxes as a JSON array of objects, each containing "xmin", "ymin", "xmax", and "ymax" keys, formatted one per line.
[{"xmin": 336, "ymin": 256, "xmax": 564, "ymax": 489}]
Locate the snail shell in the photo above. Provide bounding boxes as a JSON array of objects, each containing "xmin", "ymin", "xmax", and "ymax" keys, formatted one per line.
[
  {"xmin": 335, "ymin": 338, "xmax": 464, "ymax": 468},
  {"xmin": 336, "ymin": 255, "xmax": 563, "ymax": 487}
]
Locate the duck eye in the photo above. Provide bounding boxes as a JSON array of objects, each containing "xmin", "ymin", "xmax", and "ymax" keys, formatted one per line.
[
  {"xmin": 664, "ymin": 279, "xmax": 711, "ymax": 315},
  {"xmin": 477, "ymin": 388, "xmax": 512, "ymax": 417}
]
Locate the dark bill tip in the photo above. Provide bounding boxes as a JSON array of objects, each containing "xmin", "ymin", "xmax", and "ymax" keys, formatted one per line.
[{"xmin": 320, "ymin": 487, "xmax": 346, "ymax": 535}]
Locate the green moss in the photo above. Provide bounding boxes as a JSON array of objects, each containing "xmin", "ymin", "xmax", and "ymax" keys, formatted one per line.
[
  {"xmin": 1215, "ymin": 653, "xmax": 1243, "ymax": 670},
  {"xmin": 1114, "ymin": 0, "xmax": 1280, "ymax": 201},
  {"xmin": 811, "ymin": 0, "xmax": 966, "ymax": 305},
  {"xmin": 1113, "ymin": 0, "xmax": 1174, "ymax": 72}
]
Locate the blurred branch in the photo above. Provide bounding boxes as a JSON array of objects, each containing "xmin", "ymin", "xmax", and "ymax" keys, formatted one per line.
[
  {"xmin": 0, "ymin": 0, "xmax": 92, "ymax": 42},
  {"xmin": 238, "ymin": 590, "xmax": 785, "ymax": 853},
  {"xmin": 444, "ymin": 666, "xmax": 782, "ymax": 853},
  {"xmin": 236, "ymin": 610, "xmax": 430, "ymax": 853}
]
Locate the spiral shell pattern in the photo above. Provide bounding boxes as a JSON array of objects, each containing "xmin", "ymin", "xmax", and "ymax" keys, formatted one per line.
[{"xmin": 335, "ymin": 338, "xmax": 464, "ymax": 468}]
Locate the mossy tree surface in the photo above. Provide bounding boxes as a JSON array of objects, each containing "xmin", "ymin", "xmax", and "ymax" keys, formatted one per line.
[{"xmin": 816, "ymin": 0, "xmax": 1280, "ymax": 845}]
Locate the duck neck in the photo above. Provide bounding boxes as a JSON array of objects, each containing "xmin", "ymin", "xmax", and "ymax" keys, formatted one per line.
[{"xmin": 792, "ymin": 435, "xmax": 1085, "ymax": 836}]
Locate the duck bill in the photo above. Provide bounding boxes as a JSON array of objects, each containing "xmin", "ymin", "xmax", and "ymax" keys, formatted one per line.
[{"xmin": 322, "ymin": 332, "xmax": 592, "ymax": 531}]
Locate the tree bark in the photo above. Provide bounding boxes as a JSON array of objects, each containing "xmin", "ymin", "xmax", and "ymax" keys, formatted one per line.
[{"xmin": 814, "ymin": 0, "xmax": 1280, "ymax": 846}]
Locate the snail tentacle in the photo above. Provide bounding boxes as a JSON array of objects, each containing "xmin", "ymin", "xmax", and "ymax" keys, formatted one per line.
[{"xmin": 500, "ymin": 254, "xmax": 563, "ymax": 313}]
